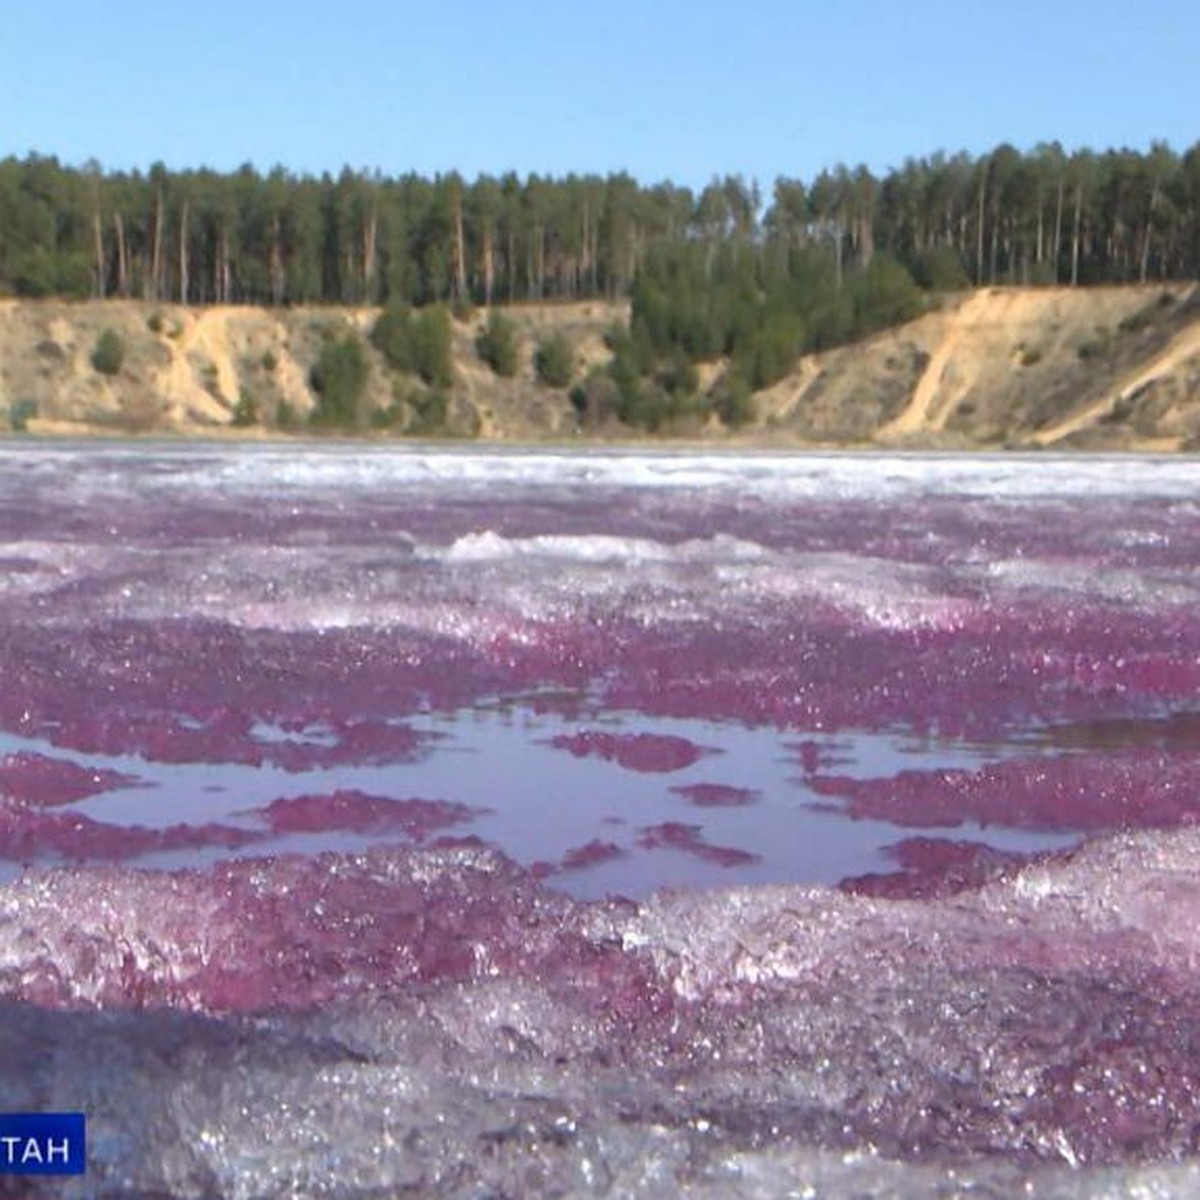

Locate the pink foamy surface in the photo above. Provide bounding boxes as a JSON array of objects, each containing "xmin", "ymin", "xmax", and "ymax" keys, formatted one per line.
[{"xmin": 3, "ymin": 445, "xmax": 1200, "ymax": 1195}]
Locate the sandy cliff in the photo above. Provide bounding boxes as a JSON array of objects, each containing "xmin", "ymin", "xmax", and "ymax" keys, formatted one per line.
[
  {"xmin": 1, "ymin": 286, "xmax": 1198, "ymax": 448},
  {"xmin": 760, "ymin": 284, "xmax": 1200, "ymax": 450}
]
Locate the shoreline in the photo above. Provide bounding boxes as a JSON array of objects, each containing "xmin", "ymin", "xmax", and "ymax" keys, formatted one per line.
[
  {"xmin": 1, "ymin": 425, "xmax": 1191, "ymax": 456},
  {"xmin": 2, "ymin": 285, "xmax": 1197, "ymax": 453}
]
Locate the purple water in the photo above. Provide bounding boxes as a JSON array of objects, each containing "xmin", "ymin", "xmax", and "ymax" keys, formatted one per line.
[{"xmin": 2, "ymin": 443, "xmax": 1200, "ymax": 1196}]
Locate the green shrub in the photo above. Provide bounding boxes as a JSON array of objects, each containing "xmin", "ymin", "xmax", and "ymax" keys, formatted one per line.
[
  {"xmin": 535, "ymin": 332, "xmax": 575, "ymax": 388},
  {"xmin": 232, "ymin": 393, "xmax": 259, "ymax": 427},
  {"xmin": 372, "ymin": 303, "xmax": 454, "ymax": 387},
  {"xmin": 91, "ymin": 329, "xmax": 124, "ymax": 376},
  {"xmin": 370, "ymin": 399, "xmax": 405, "ymax": 430},
  {"xmin": 611, "ymin": 377, "xmax": 701, "ymax": 432},
  {"xmin": 569, "ymin": 368, "xmax": 619, "ymax": 425},
  {"xmin": 407, "ymin": 388, "xmax": 449, "ymax": 435},
  {"xmin": 1020, "ymin": 346, "xmax": 1044, "ymax": 367},
  {"xmin": 657, "ymin": 354, "xmax": 700, "ymax": 397},
  {"xmin": 475, "ymin": 311, "xmax": 519, "ymax": 377},
  {"xmin": 261, "ymin": 349, "xmax": 278, "ymax": 372},
  {"xmin": 411, "ymin": 307, "xmax": 454, "ymax": 388},
  {"xmin": 8, "ymin": 399, "xmax": 37, "ymax": 432},
  {"xmin": 1118, "ymin": 310, "xmax": 1152, "ymax": 334},
  {"xmin": 371, "ymin": 304, "xmax": 415, "ymax": 372},
  {"xmin": 615, "ymin": 380, "xmax": 666, "ymax": 431},
  {"xmin": 1078, "ymin": 328, "xmax": 1112, "ymax": 361},
  {"xmin": 309, "ymin": 333, "xmax": 368, "ymax": 427},
  {"xmin": 731, "ymin": 314, "xmax": 802, "ymax": 390},
  {"xmin": 713, "ymin": 375, "xmax": 757, "ymax": 428},
  {"xmin": 849, "ymin": 255, "xmax": 925, "ymax": 334},
  {"xmin": 602, "ymin": 322, "xmax": 627, "ymax": 352},
  {"xmin": 147, "ymin": 312, "xmax": 165, "ymax": 334},
  {"xmin": 911, "ymin": 246, "xmax": 970, "ymax": 292}
]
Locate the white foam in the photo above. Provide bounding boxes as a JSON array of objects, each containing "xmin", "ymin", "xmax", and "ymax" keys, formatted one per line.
[
  {"xmin": 48, "ymin": 534, "xmax": 974, "ymax": 636},
  {"xmin": 4, "ymin": 445, "xmax": 1194, "ymax": 640},
  {"xmin": 434, "ymin": 530, "xmax": 774, "ymax": 566},
  {"xmin": 7, "ymin": 444, "xmax": 1200, "ymax": 505},
  {"xmin": 985, "ymin": 558, "xmax": 1200, "ymax": 606}
]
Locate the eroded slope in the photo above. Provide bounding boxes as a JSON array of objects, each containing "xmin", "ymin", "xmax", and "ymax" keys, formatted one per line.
[{"xmin": 1, "ymin": 287, "xmax": 1198, "ymax": 447}]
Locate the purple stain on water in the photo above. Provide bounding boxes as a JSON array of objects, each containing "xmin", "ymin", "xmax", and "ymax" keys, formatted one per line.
[
  {"xmin": 252, "ymin": 790, "xmax": 480, "ymax": 839},
  {"xmin": 557, "ymin": 838, "xmax": 627, "ymax": 871},
  {"xmin": 0, "ymin": 797, "xmax": 265, "ymax": 863},
  {"xmin": 669, "ymin": 781, "xmax": 760, "ymax": 807},
  {"xmin": 807, "ymin": 750, "xmax": 1200, "ymax": 832},
  {"xmin": 839, "ymin": 836, "xmax": 1041, "ymax": 898},
  {"xmin": 546, "ymin": 729, "xmax": 714, "ymax": 772},
  {"xmin": 0, "ymin": 751, "xmax": 146, "ymax": 805},
  {"xmin": 636, "ymin": 821, "xmax": 762, "ymax": 867},
  {"xmin": 3, "ymin": 444, "xmax": 1200, "ymax": 1194}
]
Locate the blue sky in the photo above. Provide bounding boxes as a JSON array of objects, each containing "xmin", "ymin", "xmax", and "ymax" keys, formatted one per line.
[{"xmin": 2, "ymin": 0, "xmax": 1196, "ymax": 189}]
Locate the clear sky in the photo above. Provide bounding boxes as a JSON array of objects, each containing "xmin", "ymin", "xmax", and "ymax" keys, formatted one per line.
[{"xmin": 2, "ymin": 0, "xmax": 1196, "ymax": 190}]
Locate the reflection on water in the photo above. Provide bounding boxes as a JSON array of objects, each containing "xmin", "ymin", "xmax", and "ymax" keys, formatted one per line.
[
  {"xmin": 0, "ymin": 699, "xmax": 1083, "ymax": 899},
  {"xmin": 1036, "ymin": 709, "xmax": 1200, "ymax": 752}
]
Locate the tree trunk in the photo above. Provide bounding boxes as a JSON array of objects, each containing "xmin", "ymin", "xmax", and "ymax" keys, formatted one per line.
[
  {"xmin": 1071, "ymin": 183, "xmax": 1083, "ymax": 287},
  {"xmin": 858, "ymin": 215, "xmax": 874, "ymax": 269},
  {"xmin": 92, "ymin": 211, "xmax": 106, "ymax": 299},
  {"xmin": 361, "ymin": 208, "xmax": 377, "ymax": 305},
  {"xmin": 271, "ymin": 216, "xmax": 286, "ymax": 306},
  {"xmin": 580, "ymin": 200, "xmax": 591, "ymax": 296},
  {"xmin": 481, "ymin": 225, "xmax": 494, "ymax": 306},
  {"xmin": 1035, "ymin": 192, "xmax": 1044, "ymax": 270},
  {"xmin": 1052, "ymin": 177, "xmax": 1064, "ymax": 285},
  {"xmin": 218, "ymin": 229, "xmax": 232, "ymax": 304},
  {"xmin": 451, "ymin": 192, "xmax": 467, "ymax": 302},
  {"xmin": 178, "ymin": 200, "xmax": 189, "ymax": 304},
  {"xmin": 149, "ymin": 187, "xmax": 164, "ymax": 301},
  {"xmin": 975, "ymin": 168, "xmax": 987, "ymax": 286},
  {"xmin": 113, "ymin": 212, "xmax": 129, "ymax": 297},
  {"xmin": 1139, "ymin": 183, "xmax": 1160, "ymax": 284}
]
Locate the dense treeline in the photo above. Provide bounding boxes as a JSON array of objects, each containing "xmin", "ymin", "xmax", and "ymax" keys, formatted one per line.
[
  {"xmin": 5, "ymin": 143, "xmax": 1199, "ymax": 432},
  {"xmin": 2, "ymin": 142, "xmax": 1197, "ymax": 310}
]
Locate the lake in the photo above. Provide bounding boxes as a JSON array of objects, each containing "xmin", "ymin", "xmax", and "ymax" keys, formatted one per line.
[{"xmin": 1, "ymin": 442, "xmax": 1199, "ymax": 1196}]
